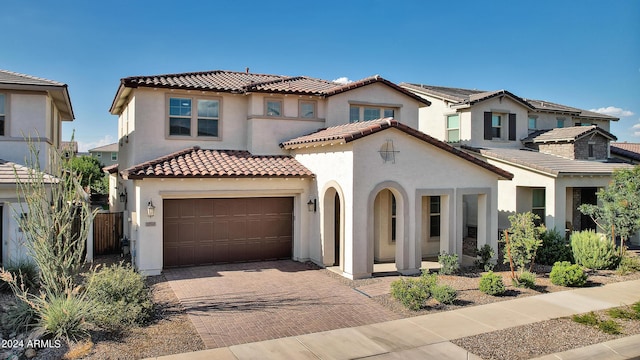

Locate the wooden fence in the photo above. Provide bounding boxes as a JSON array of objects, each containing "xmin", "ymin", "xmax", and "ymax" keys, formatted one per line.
[{"xmin": 93, "ymin": 212, "xmax": 123, "ymax": 255}]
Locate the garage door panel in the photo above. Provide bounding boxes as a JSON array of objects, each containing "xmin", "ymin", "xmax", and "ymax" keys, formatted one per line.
[{"xmin": 163, "ymin": 197, "xmax": 293, "ymax": 268}]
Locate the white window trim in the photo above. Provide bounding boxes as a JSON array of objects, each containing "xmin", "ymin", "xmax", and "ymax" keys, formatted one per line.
[
  {"xmin": 349, "ymin": 104, "xmax": 399, "ymax": 123},
  {"xmin": 491, "ymin": 113, "xmax": 503, "ymax": 140},
  {"xmin": 445, "ymin": 114, "xmax": 460, "ymax": 143},
  {"xmin": 299, "ymin": 100, "xmax": 317, "ymax": 119},
  {"xmin": 111, "ymin": 152, "xmax": 118, "ymax": 161},
  {"xmin": 166, "ymin": 94, "xmax": 222, "ymax": 139}
]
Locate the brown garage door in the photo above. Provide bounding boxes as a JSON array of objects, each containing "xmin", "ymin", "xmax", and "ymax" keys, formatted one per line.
[{"xmin": 163, "ymin": 197, "xmax": 293, "ymax": 268}]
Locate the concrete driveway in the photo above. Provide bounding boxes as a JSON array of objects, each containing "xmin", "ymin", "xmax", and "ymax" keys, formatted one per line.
[{"xmin": 164, "ymin": 260, "xmax": 401, "ymax": 349}]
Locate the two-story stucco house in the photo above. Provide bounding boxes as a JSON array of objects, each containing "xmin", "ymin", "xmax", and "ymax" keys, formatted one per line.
[
  {"xmin": 108, "ymin": 70, "xmax": 512, "ymax": 279},
  {"xmin": 0, "ymin": 69, "xmax": 74, "ymax": 265},
  {"xmin": 401, "ymin": 83, "xmax": 634, "ymax": 249},
  {"xmin": 88, "ymin": 142, "xmax": 119, "ymax": 167}
]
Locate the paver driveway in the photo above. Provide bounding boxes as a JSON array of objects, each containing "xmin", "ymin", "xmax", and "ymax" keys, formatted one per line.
[{"xmin": 164, "ymin": 260, "xmax": 401, "ymax": 349}]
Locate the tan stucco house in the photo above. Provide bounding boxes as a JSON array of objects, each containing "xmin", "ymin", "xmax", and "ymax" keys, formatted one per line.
[
  {"xmin": 401, "ymin": 83, "xmax": 635, "ymax": 246},
  {"xmin": 109, "ymin": 70, "xmax": 511, "ymax": 278},
  {"xmin": 0, "ymin": 69, "xmax": 74, "ymax": 265}
]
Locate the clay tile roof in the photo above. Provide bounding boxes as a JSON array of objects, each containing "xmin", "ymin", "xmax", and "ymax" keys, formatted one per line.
[
  {"xmin": 0, "ymin": 69, "xmax": 65, "ymax": 87},
  {"xmin": 0, "ymin": 159, "xmax": 57, "ymax": 184},
  {"xmin": 281, "ymin": 118, "xmax": 513, "ymax": 180},
  {"xmin": 611, "ymin": 143, "xmax": 640, "ymax": 162},
  {"xmin": 464, "ymin": 146, "xmax": 633, "ymax": 177},
  {"xmin": 103, "ymin": 163, "xmax": 119, "ymax": 174},
  {"xmin": 521, "ymin": 125, "xmax": 617, "ymax": 143},
  {"xmin": 121, "ymin": 147, "xmax": 314, "ymax": 180}
]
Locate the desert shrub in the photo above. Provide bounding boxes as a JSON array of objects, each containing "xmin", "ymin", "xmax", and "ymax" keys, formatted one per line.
[
  {"xmin": 474, "ymin": 244, "xmax": 495, "ymax": 271},
  {"xmin": 617, "ymin": 254, "xmax": 640, "ymax": 275},
  {"xmin": 84, "ymin": 262, "xmax": 153, "ymax": 330},
  {"xmin": 598, "ymin": 320, "xmax": 622, "ymax": 334},
  {"xmin": 632, "ymin": 301, "xmax": 640, "ymax": 317},
  {"xmin": 571, "ymin": 230, "xmax": 620, "ymax": 270},
  {"xmin": 572, "ymin": 312, "xmax": 599, "ymax": 326},
  {"xmin": 550, "ymin": 261, "xmax": 587, "ymax": 287},
  {"xmin": 536, "ymin": 229, "xmax": 572, "ymax": 265},
  {"xmin": 1, "ymin": 260, "xmax": 39, "ymax": 292},
  {"xmin": 513, "ymin": 270, "xmax": 536, "ymax": 289},
  {"xmin": 479, "ymin": 271, "xmax": 505, "ymax": 296},
  {"xmin": 37, "ymin": 290, "xmax": 93, "ymax": 341},
  {"xmin": 607, "ymin": 307, "xmax": 639, "ymax": 320},
  {"xmin": 390, "ymin": 277, "xmax": 430, "ymax": 311},
  {"xmin": 500, "ymin": 212, "xmax": 543, "ymax": 274},
  {"xmin": 430, "ymin": 284, "xmax": 457, "ymax": 305},
  {"xmin": 438, "ymin": 252, "xmax": 459, "ymax": 275},
  {"xmin": 1, "ymin": 297, "xmax": 38, "ymax": 333}
]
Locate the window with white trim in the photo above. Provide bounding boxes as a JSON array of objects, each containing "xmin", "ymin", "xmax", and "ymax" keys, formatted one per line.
[
  {"xmin": 349, "ymin": 105, "xmax": 396, "ymax": 123},
  {"xmin": 168, "ymin": 97, "xmax": 220, "ymax": 138},
  {"xmin": 532, "ymin": 188, "xmax": 545, "ymax": 225},
  {"xmin": 446, "ymin": 114, "xmax": 460, "ymax": 142},
  {"xmin": 111, "ymin": 152, "xmax": 118, "ymax": 161},
  {"xmin": 299, "ymin": 100, "xmax": 316, "ymax": 118},
  {"xmin": 492, "ymin": 114, "xmax": 502, "ymax": 138}
]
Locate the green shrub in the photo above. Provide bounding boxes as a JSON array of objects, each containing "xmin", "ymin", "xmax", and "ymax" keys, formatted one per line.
[
  {"xmin": 617, "ymin": 254, "xmax": 640, "ymax": 275},
  {"xmin": 431, "ymin": 284, "xmax": 457, "ymax": 304},
  {"xmin": 1, "ymin": 297, "xmax": 38, "ymax": 333},
  {"xmin": 572, "ymin": 312, "xmax": 599, "ymax": 326},
  {"xmin": 607, "ymin": 307, "xmax": 638, "ymax": 320},
  {"xmin": 84, "ymin": 263, "xmax": 153, "ymax": 330},
  {"xmin": 438, "ymin": 252, "xmax": 459, "ymax": 275},
  {"xmin": 38, "ymin": 291, "xmax": 92, "ymax": 341},
  {"xmin": 1, "ymin": 260, "xmax": 39, "ymax": 292},
  {"xmin": 598, "ymin": 320, "xmax": 622, "ymax": 334},
  {"xmin": 550, "ymin": 261, "xmax": 587, "ymax": 287},
  {"xmin": 536, "ymin": 229, "xmax": 572, "ymax": 265},
  {"xmin": 479, "ymin": 271, "xmax": 505, "ymax": 296},
  {"xmin": 571, "ymin": 230, "xmax": 620, "ymax": 270},
  {"xmin": 513, "ymin": 270, "xmax": 536, "ymax": 289},
  {"xmin": 632, "ymin": 301, "xmax": 640, "ymax": 317},
  {"xmin": 474, "ymin": 244, "xmax": 495, "ymax": 271},
  {"xmin": 390, "ymin": 277, "xmax": 430, "ymax": 311}
]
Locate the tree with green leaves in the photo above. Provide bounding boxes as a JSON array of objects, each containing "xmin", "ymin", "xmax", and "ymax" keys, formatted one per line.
[
  {"xmin": 68, "ymin": 155, "xmax": 108, "ymax": 194},
  {"xmin": 501, "ymin": 212, "xmax": 543, "ymax": 281},
  {"xmin": 579, "ymin": 166, "xmax": 640, "ymax": 250}
]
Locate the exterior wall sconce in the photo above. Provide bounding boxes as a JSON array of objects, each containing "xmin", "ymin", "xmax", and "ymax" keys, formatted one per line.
[
  {"xmin": 119, "ymin": 188, "xmax": 127, "ymax": 205},
  {"xmin": 147, "ymin": 200, "xmax": 156, "ymax": 217},
  {"xmin": 307, "ymin": 199, "xmax": 317, "ymax": 213}
]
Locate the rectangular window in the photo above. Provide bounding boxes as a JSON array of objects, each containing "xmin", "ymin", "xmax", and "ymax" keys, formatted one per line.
[
  {"xmin": 197, "ymin": 99, "xmax": 219, "ymax": 137},
  {"xmin": 532, "ymin": 188, "xmax": 545, "ymax": 225},
  {"xmin": 383, "ymin": 109, "xmax": 394, "ymax": 118},
  {"xmin": 446, "ymin": 114, "xmax": 460, "ymax": 142},
  {"xmin": 492, "ymin": 114, "xmax": 502, "ymax": 138},
  {"xmin": 363, "ymin": 107, "xmax": 381, "ymax": 121},
  {"xmin": 299, "ymin": 101, "xmax": 316, "ymax": 118},
  {"xmin": 0, "ymin": 93, "xmax": 5, "ymax": 136},
  {"xmin": 557, "ymin": 118, "xmax": 565, "ymax": 128},
  {"xmin": 588, "ymin": 142, "xmax": 595, "ymax": 158},
  {"xmin": 430, "ymin": 196, "xmax": 441, "ymax": 237},
  {"xmin": 349, "ymin": 106, "xmax": 360, "ymax": 123},
  {"xmin": 391, "ymin": 194, "xmax": 397, "ymax": 242},
  {"xmin": 169, "ymin": 97, "xmax": 192, "ymax": 136},
  {"xmin": 266, "ymin": 99, "xmax": 282, "ymax": 117},
  {"xmin": 528, "ymin": 117, "xmax": 537, "ymax": 131},
  {"xmin": 111, "ymin": 152, "xmax": 118, "ymax": 161}
]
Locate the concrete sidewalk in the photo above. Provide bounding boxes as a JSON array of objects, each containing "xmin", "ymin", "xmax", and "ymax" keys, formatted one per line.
[{"xmin": 148, "ymin": 279, "xmax": 640, "ymax": 360}]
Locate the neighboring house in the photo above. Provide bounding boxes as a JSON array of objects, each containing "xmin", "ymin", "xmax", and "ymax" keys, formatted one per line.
[
  {"xmin": 401, "ymin": 83, "xmax": 634, "ymax": 240},
  {"xmin": 61, "ymin": 141, "xmax": 78, "ymax": 159},
  {"xmin": 0, "ymin": 69, "xmax": 74, "ymax": 265},
  {"xmin": 109, "ymin": 70, "xmax": 511, "ymax": 278},
  {"xmin": 610, "ymin": 142, "xmax": 640, "ymax": 165},
  {"xmin": 88, "ymin": 142, "xmax": 119, "ymax": 167}
]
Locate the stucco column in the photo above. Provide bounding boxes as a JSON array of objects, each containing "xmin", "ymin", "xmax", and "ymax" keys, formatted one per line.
[{"xmin": 552, "ymin": 184, "xmax": 566, "ymax": 233}]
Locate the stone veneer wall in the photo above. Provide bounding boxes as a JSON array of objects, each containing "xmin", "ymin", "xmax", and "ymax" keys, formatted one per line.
[
  {"xmin": 572, "ymin": 188, "xmax": 582, "ymax": 231},
  {"xmin": 574, "ymin": 136, "xmax": 608, "ymax": 160},
  {"xmin": 538, "ymin": 143, "xmax": 577, "ymax": 159}
]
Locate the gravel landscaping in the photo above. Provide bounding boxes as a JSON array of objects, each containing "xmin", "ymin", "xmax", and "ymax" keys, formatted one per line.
[{"xmin": 2, "ymin": 255, "xmax": 639, "ymax": 359}]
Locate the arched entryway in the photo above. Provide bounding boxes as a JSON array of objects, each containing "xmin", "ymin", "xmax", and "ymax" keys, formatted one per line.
[{"xmin": 322, "ymin": 186, "xmax": 343, "ymax": 269}]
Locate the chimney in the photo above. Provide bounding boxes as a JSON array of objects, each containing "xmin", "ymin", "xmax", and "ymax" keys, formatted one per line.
[{"xmin": 245, "ymin": 67, "xmax": 249, "ymax": 74}]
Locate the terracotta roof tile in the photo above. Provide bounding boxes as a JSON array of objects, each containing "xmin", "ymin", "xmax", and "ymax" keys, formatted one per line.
[
  {"xmin": 121, "ymin": 147, "xmax": 314, "ymax": 179},
  {"xmin": 0, "ymin": 159, "xmax": 57, "ymax": 184},
  {"xmin": 611, "ymin": 143, "xmax": 640, "ymax": 162},
  {"xmin": 463, "ymin": 146, "xmax": 633, "ymax": 177},
  {"xmin": 281, "ymin": 119, "xmax": 513, "ymax": 180},
  {"xmin": 103, "ymin": 163, "xmax": 119, "ymax": 174},
  {"xmin": 521, "ymin": 126, "xmax": 617, "ymax": 143}
]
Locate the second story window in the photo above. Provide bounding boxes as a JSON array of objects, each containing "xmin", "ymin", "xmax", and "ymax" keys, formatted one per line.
[
  {"xmin": 0, "ymin": 93, "xmax": 5, "ymax": 136},
  {"xmin": 557, "ymin": 118, "xmax": 565, "ymax": 128},
  {"xmin": 266, "ymin": 99, "xmax": 283, "ymax": 117},
  {"xmin": 528, "ymin": 116, "xmax": 537, "ymax": 132},
  {"xmin": 492, "ymin": 114, "xmax": 502, "ymax": 138},
  {"xmin": 446, "ymin": 114, "xmax": 460, "ymax": 142},
  {"xmin": 168, "ymin": 96, "xmax": 220, "ymax": 138},
  {"xmin": 111, "ymin": 152, "xmax": 118, "ymax": 161},
  {"xmin": 299, "ymin": 101, "xmax": 316, "ymax": 118},
  {"xmin": 350, "ymin": 105, "xmax": 396, "ymax": 123}
]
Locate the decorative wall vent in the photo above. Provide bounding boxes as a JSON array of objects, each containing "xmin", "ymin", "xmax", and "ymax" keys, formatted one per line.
[{"xmin": 379, "ymin": 139, "xmax": 399, "ymax": 163}]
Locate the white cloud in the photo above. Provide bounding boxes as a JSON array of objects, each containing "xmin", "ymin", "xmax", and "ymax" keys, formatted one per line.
[
  {"xmin": 589, "ymin": 106, "xmax": 635, "ymax": 117},
  {"xmin": 632, "ymin": 121, "xmax": 640, "ymax": 137},
  {"xmin": 332, "ymin": 77, "xmax": 353, "ymax": 85},
  {"xmin": 78, "ymin": 135, "xmax": 115, "ymax": 153}
]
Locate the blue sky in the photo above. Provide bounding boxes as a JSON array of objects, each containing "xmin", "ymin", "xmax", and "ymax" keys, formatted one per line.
[{"xmin": 2, "ymin": 0, "xmax": 639, "ymax": 151}]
